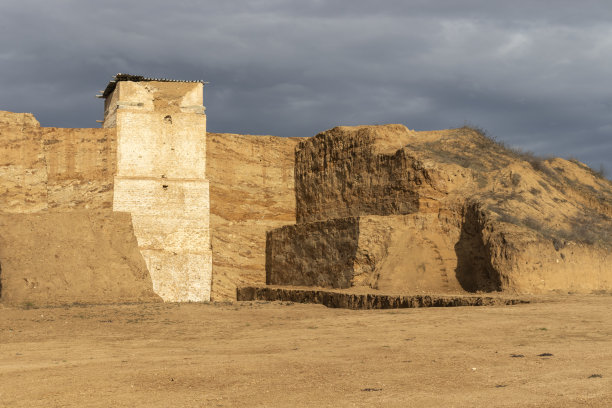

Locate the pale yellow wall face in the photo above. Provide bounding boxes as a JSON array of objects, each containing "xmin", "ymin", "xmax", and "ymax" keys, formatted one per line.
[
  {"xmin": 110, "ymin": 80, "xmax": 212, "ymax": 302},
  {"xmin": 116, "ymin": 110, "xmax": 207, "ymax": 179}
]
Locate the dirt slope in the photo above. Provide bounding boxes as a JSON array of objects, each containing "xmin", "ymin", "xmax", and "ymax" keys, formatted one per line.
[{"xmin": 0, "ymin": 211, "xmax": 160, "ymax": 305}]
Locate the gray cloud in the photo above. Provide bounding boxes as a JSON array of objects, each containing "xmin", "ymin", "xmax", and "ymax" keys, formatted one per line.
[{"xmin": 1, "ymin": 0, "xmax": 611, "ymax": 174}]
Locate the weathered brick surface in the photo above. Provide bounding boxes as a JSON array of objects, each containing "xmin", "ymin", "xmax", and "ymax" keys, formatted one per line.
[{"xmin": 111, "ymin": 81, "xmax": 212, "ymax": 302}]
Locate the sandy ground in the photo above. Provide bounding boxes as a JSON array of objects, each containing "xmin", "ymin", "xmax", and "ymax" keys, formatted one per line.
[{"xmin": 1, "ymin": 294, "xmax": 611, "ymax": 407}]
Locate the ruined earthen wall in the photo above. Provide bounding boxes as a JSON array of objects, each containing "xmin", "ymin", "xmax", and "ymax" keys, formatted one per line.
[
  {"xmin": 295, "ymin": 125, "xmax": 444, "ymax": 223},
  {"xmin": 207, "ymin": 133, "xmax": 303, "ymax": 300},
  {"xmin": 1, "ymin": 110, "xmax": 303, "ymax": 303},
  {"xmin": 271, "ymin": 124, "xmax": 612, "ymax": 295},
  {"xmin": 269, "ymin": 125, "xmax": 464, "ymax": 294},
  {"xmin": 480, "ymin": 213, "xmax": 612, "ymax": 294},
  {"xmin": 266, "ymin": 213, "xmax": 467, "ymax": 293},
  {"xmin": 43, "ymin": 127, "xmax": 116, "ymax": 210},
  {"xmin": 0, "ymin": 111, "xmax": 159, "ymax": 304},
  {"xmin": 265, "ymin": 217, "xmax": 359, "ymax": 288},
  {"xmin": 0, "ymin": 113, "xmax": 47, "ymax": 213},
  {"xmin": 0, "ymin": 111, "xmax": 115, "ymax": 212}
]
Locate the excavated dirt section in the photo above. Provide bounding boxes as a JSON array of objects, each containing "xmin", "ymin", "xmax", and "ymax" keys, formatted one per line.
[
  {"xmin": 207, "ymin": 133, "xmax": 304, "ymax": 300},
  {"xmin": 0, "ymin": 111, "xmax": 159, "ymax": 305},
  {"xmin": 0, "ymin": 211, "xmax": 160, "ymax": 305},
  {"xmin": 266, "ymin": 217, "xmax": 360, "ymax": 288},
  {"xmin": 268, "ymin": 124, "xmax": 612, "ymax": 295},
  {"xmin": 295, "ymin": 125, "xmax": 435, "ymax": 223},
  {"xmin": 237, "ymin": 285, "xmax": 528, "ymax": 309},
  {"xmin": 0, "ymin": 111, "xmax": 116, "ymax": 212}
]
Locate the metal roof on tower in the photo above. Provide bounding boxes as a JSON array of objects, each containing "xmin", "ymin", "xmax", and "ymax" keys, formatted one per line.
[{"xmin": 97, "ymin": 73, "xmax": 207, "ymax": 99}]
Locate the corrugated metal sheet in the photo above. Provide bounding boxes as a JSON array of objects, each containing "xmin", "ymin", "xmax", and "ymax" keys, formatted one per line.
[{"xmin": 99, "ymin": 73, "xmax": 206, "ymax": 98}]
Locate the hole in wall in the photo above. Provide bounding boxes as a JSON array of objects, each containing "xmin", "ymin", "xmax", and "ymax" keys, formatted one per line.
[{"xmin": 162, "ymin": 185, "xmax": 168, "ymax": 189}]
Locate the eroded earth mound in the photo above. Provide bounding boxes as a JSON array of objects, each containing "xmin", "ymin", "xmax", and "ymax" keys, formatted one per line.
[{"xmin": 267, "ymin": 125, "xmax": 612, "ymax": 294}]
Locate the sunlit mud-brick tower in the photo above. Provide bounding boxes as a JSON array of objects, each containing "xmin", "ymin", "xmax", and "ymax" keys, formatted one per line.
[{"xmin": 100, "ymin": 74, "xmax": 212, "ymax": 301}]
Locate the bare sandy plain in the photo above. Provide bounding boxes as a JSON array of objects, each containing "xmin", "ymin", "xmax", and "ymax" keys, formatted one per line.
[{"xmin": 1, "ymin": 294, "xmax": 611, "ymax": 407}]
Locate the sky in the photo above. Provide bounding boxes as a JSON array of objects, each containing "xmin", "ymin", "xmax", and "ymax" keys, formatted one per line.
[{"xmin": 1, "ymin": 0, "xmax": 611, "ymax": 175}]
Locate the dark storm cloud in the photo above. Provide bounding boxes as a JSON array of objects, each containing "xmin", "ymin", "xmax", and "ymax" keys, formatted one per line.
[{"xmin": 1, "ymin": 0, "xmax": 611, "ymax": 174}]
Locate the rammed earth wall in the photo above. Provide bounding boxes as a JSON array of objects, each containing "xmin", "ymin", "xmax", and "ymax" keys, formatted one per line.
[{"xmin": 0, "ymin": 103, "xmax": 302, "ymax": 302}]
